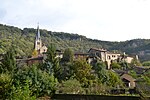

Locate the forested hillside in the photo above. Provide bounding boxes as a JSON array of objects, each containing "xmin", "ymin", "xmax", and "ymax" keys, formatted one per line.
[{"xmin": 0, "ymin": 24, "xmax": 150, "ymax": 61}]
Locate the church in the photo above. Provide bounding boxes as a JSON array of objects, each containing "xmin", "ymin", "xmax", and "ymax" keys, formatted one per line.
[
  {"xmin": 24, "ymin": 25, "xmax": 48, "ymax": 65},
  {"xmin": 34, "ymin": 25, "xmax": 47, "ymax": 55}
]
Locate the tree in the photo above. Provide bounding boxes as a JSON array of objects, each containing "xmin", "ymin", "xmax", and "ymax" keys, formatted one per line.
[
  {"xmin": 119, "ymin": 61, "xmax": 130, "ymax": 70},
  {"xmin": 142, "ymin": 61, "xmax": 150, "ymax": 66},
  {"xmin": 57, "ymin": 79, "xmax": 84, "ymax": 94},
  {"xmin": 72, "ymin": 59, "xmax": 96, "ymax": 87},
  {"xmin": 129, "ymin": 70, "xmax": 137, "ymax": 78},
  {"xmin": 93, "ymin": 61, "xmax": 109, "ymax": 84},
  {"xmin": 32, "ymin": 49, "xmax": 38, "ymax": 57},
  {"xmin": 131, "ymin": 58, "xmax": 142, "ymax": 67},
  {"xmin": 62, "ymin": 48, "xmax": 74, "ymax": 62},
  {"xmin": 0, "ymin": 73, "xmax": 12, "ymax": 99},
  {"xmin": 13, "ymin": 65, "xmax": 58, "ymax": 97},
  {"xmin": 59, "ymin": 48, "xmax": 74, "ymax": 81},
  {"xmin": 10, "ymin": 81, "xmax": 36, "ymax": 100},
  {"xmin": 59, "ymin": 62, "xmax": 74, "ymax": 81},
  {"xmin": 43, "ymin": 44, "xmax": 61, "ymax": 80},
  {"xmin": 107, "ymin": 71, "xmax": 123, "ymax": 87},
  {"xmin": 111, "ymin": 62, "xmax": 121, "ymax": 69},
  {"xmin": 0, "ymin": 46, "xmax": 16, "ymax": 73}
]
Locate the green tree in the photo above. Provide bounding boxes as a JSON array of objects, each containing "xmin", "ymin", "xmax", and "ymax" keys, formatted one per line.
[
  {"xmin": 62, "ymin": 48, "xmax": 74, "ymax": 62},
  {"xmin": 59, "ymin": 62, "xmax": 74, "ymax": 81},
  {"xmin": 111, "ymin": 62, "xmax": 121, "ymax": 69},
  {"xmin": 44, "ymin": 44, "xmax": 61, "ymax": 79},
  {"xmin": 129, "ymin": 70, "xmax": 137, "ymax": 78},
  {"xmin": 119, "ymin": 61, "xmax": 130, "ymax": 70},
  {"xmin": 57, "ymin": 79, "xmax": 84, "ymax": 94},
  {"xmin": 86, "ymin": 83, "xmax": 109, "ymax": 95},
  {"xmin": 142, "ymin": 61, "xmax": 150, "ymax": 66},
  {"xmin": 0, "ymin": 73, "xmax": 12, "ymax": 99},
  {"xmin": 10, "ymin": 81, "xmax": 36, "ymax": 100},
  {"xmin": 72, "ymin": 59, "xmax": 96, "ymax": 87},
  {"xmin": 13, "ymin": 65, "xmax": 58, "ymax": 97},
  {"xmin": 93, "ymin": 61, "xmax": 109, "ymax": 84},
  {"xmin": 107, "ymin": 71, "xmax": 123, "ymax": 87},
  {"xmin": 0, "ymin": 46, "xmax": 16, "ymax": 73},
  {"xmin": 131, "ymin": 58, "xmax": 142, "ymax": 67}
]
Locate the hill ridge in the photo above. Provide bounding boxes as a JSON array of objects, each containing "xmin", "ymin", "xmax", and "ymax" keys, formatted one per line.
[{"xmin": 0, "ymin": 23, "xmax": 150, "ymax": 61}]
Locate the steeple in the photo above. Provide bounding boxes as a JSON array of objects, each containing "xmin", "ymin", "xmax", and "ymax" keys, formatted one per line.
[
  {"xmin": 37, "ymin": 23, "xmax": 40, "ymax": 40},
  {"xmin": 34, "ymin": 24, "xmax": 42, "ymax": 51}
]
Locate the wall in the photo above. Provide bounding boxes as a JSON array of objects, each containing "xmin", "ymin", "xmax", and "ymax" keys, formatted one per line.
[{"xmin": 52, "ymin": 94, "xmax": 146, "ymax": 100}]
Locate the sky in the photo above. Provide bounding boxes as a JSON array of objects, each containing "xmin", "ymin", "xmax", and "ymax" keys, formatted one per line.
[{"xmin": 0, "ymin": 0, "xmax": 150, "ymax": 41}]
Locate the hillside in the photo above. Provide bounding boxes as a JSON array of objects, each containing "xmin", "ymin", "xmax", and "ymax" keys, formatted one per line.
[{"xmin": 0, "ymin": 24, "xmax": 150, "ymax": 61}]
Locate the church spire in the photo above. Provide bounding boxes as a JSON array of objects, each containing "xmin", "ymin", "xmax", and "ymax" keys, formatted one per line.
[
  {"xmin": 37, "ymin": 23, "xmax": 40, "ymax": 40},
  {"xmin": 33, "ymin": 23, "xmax": 48, "ymax": 55},
  {"xmin": 34, "ymin": 23, "xmax": 42, "ymax": 51}
]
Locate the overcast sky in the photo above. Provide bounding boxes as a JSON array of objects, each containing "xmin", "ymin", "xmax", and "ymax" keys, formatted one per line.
[{"xmin": 0, "ymin": 0, "xmax": 150, "ymax": 41}]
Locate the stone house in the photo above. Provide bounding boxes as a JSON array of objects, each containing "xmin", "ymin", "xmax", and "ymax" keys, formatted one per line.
[
  {"xmin": 121, "ymin": 74, "xmax": 136, "ymax": 88},
  {"xmin": 88, "ymin": 48, "xmax": 121, "ymax": 69},
  {"xmin": 74, "ymin": 52, "xmax": 89, "ymax": 59}
]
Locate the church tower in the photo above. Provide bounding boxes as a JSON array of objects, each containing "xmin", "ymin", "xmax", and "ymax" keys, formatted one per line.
[
  {"xmin": 34, "ymin": 25, "xmax": 42, "ymax": 51},
  {"xmin": 34, "ymin": 24, "xmax": 47, "ymax": 55}
]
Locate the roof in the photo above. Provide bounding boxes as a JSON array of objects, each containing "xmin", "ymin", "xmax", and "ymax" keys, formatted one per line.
[
  {"xmin": 27, "ymin": 56, "xmax": 43, "ymax": 61},
  {"xmin": 113, "ymin": 69, "xmax": 128, "ymax": 75},
  {"xmin": 107, "ymin": 52, "xmax": 121, "ymax": 55},
  {"xmin": 121, "ymin": 74, "xmax": 135, "ymax": 82},
  {"xmin": 88, "ymin": 48, "xmax": 107, "ymax": 52},
  {"xmin": 16, "ymin": 56, "xmax": 44, "ymax": 62},
  {"xmin": 133, "ymin": 66, "xmax": 150, "ymax": 74},
  {"xmin": 74, "ymin": 52, "xmax": 89, "ymax": 55}
]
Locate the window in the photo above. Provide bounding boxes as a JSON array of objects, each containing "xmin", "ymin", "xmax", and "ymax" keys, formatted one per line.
[
  {"xmin": 37, "ymin": 42, "xmax": 40, "ymax": 45},
  {"xmin": 108, "ymin": 56, "xmax": 111, "ymax": 59}
]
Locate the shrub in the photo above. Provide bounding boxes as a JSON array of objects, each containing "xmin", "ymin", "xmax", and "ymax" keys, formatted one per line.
[
  {"xmin": 13, "ymin": 65, "xmax": 58, "ymax": 97},
  {"xmin": 57, "ymin": 79, "xmax": 85, "ymax": 94},
  {"xmin": 10, "ymin": 81, "xmax": 36, "ymax": 100},
  {"xmin": 0, "ymin": 73, "xmax": 12, "ymax": 99}
]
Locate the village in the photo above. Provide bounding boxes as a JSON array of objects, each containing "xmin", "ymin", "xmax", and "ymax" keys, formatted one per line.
[
  {"xmin": 15, "ymin": 25, "xmax": 149, "ymax": 94},
  {"xmin": 1, "ymin": 0, "xmax": 150, "ymax": 99},
  {"xmin": 1, "ymin": 25, "xmax": 150, "ymax": 100}
]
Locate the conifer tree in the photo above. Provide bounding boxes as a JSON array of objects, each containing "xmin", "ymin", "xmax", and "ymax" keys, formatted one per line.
[{"xmin": 44, "ymin": 44, "xmax": 61, "ymax": 79}]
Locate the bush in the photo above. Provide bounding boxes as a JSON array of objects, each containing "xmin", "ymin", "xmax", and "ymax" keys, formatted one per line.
[
  {"xmin": 10, "ymin": 81, "xmax": 36, "ymax": 100},
  {"xmin": 142, "ymin": 61, "xmax": 150, "ymax": 66},
  {"xmin": 57, "ymin": 79, "xmax": 85, "ymax": 94},
  {"xmin": 13, "ymin": 65, "xmax": 58, "ymax": 97},
  {"xmin": 0, "ymin": 73, "xmax": 12, "ymax": 99},
  {"xmin": 111, "ymin": 62, "xmax": 121, "ymax": 69}
]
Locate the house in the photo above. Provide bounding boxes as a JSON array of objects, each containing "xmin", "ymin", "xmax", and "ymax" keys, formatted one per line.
[
  {"xmin": 56, "ymin": 50, "xmax": 63, "ymax": 59},
  {"xmin": 88, "ymin": 48, "xmax": 107, "ymax": 61},
  {"xmin": 119, "ymin": 53, "xmax": 134, "ymax": 63},
  {"xmin": 74, "ymin": 52, "xmax": 89, "ymax": 59},
  {"xmin": 88, "ymin": 48, "xmax": 120, "ymax": 69},
  {"xmin": 88, "ymin": 48, "xmax": 137, "ymax": 69},
  {"xmin": 121, "ymin": 74, "xmax": 136, "ymax": 88}
]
